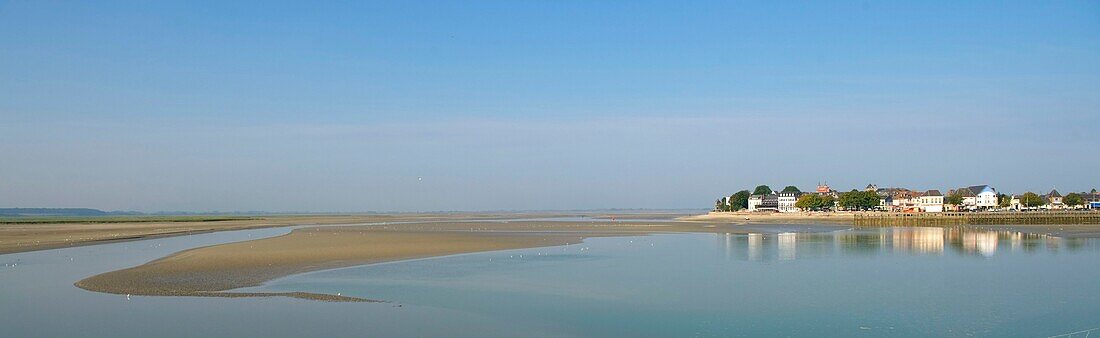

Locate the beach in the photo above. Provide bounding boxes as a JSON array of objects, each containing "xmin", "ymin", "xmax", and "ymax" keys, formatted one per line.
[
  {"xmin": 0, "ymin": 213, "xmax": 589, "ymax": 255},
  {"xmin": 74, "ymin": 220, "xmax": 818, "ymax": 301}
]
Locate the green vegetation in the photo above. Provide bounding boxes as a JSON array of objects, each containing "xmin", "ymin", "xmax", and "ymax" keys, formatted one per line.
[
  {"xmin": 781, "ymin": 185, "xmax": 801, "ymax": 193},
  {"xmin": 1064, "ymin": 193, "xmax": 1084, "ymax": 207},
  {"xmin": 729, "ymin": 190, "xmax": 751, "ymax": 211},
  {"xmin": 998, "ymin": 193, "xmax": 1012, "ymax": 208},
  {"xmin": 839, "ymin": 190, "xmax": 880, "ymax": 211},
  {"xmin": 945, "ymin": 193, "xmax": 964, "ymax": 206},
  {"xmin": 715, "ymin": 190, "xmax": 753, "ymax": 211},
  {"xmin": 795, "ymin": 194, "xmax": 835, "ymax": 211},
  {"xmin": 1021, "ymin": 192, "xmax": 1044, "ymax": 208},
  {"xmin": 752, "ymin": 185, "xmax": 773, "ymax": 195},
  {"xmin": 0, "ymin": 215, "xmax": 258, "ymax": 225}
]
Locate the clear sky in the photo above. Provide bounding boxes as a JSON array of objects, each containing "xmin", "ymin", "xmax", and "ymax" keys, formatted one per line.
[{"xmin": 2, "ymin": 1, "xmax": 1098, "ymax": 212}]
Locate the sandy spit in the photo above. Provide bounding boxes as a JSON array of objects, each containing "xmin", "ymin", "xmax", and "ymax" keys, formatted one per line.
[
  {"xmin": 74, "ymin": 220, "xmax": 775, "ymax": 301},
  {"xmin": 0, "ymin": 212, "xmax": 595, "ymax": 255}
]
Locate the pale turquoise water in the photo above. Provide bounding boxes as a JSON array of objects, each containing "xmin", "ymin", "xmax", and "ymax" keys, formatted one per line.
[{"xmin": 3, "ymin": 225, "xmax": 1100, "ymax": 337}]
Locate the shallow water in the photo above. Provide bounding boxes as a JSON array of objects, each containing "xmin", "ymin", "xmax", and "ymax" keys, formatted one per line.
[{"xmin": 3, "ymin": 226, "xmax": 1100, "ymax": 337}]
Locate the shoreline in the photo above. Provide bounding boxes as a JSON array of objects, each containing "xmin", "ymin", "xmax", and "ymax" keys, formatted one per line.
[
  {"xmin": 0, "ymin": 213, "xmax": 600, "ymax": 255},
  {"xmin": 75, "ymin": 220, "xmax": 814, "ymax": 301},
  {"xmin": 677, "ymin": 211, "xmax": 857, "ymax": 224},
  {"xmin": 69, "ymin": 218, "xmax": 1100, "ymax": 302}
]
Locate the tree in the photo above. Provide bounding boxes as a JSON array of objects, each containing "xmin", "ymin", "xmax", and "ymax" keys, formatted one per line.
[
  {"xmin": 753, "ymin": 185, "xmax": 773, "ymax": 195},
  {"xmin": 945, "ymin": 193, "xmax": 964, "ymax": 206},
  {"xmin": 997, "ymin": 193, "xmax": 1012, "ymax": 208},
  {"xmin": 781, "ymin": 185, "xmax": 801, "ymax": 193},
  {"xmin": 729, "ymin": 190, "xmax": 751, "ymax": 211},
  {"xmin": 1064, "ymin": 193, "xmax": 1085, "ymax": 207},
  {"xmin": 1021, "ymin": 192, "xmax": 1044, "ymax": 208},
  {"xmin": 715, "ymin": 198, "xmax": 726, "ymax": 211},
  {"xmin": 796, "ymin": 194, "xmax": 835, "ymax": 211},
  {"xmin": 839, "ymin": 190, "xmax": 879, "ymax": 211},
  {"xmin": 795, "ymin": 195, "xmax": 816, "ymax": 210}
]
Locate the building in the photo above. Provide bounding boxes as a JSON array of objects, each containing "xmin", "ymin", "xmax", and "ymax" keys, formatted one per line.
[
  {"xmin": 1045, "ymin": 189, "xmax": 1063, "ymax": 209},
  {"xmin": 748, "ymin": 193, "xmax": 779, "ymax": 212},
  {"xmin": 919, "ymin": 190, "xmax": 944, "ymax": 212},
  {"xmin": 747, "ymin": 194, "xmax": 762, "ymax": 212},
  {"xmin": 951, "ymin": 185, "xmax": 998, "ymax": 211},
  {"xmin": 890, "ymin": 190, "xmax": 924, "ymax": 212},
  {"xmin": 1084, "ymin": 191, "xmax": 1100, "ymax": 209},
  {"xmin": 777, "ymin": 192, "xmax": 801, "ymax": 213}
]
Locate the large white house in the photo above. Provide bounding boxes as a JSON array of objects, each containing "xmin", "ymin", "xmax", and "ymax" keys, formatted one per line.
[
  {"xmin": 953, "ymin": 185, "xmax": 998, "ymax": 210},
  {"xmin": 747, "ymin": 195, "xmax": 762, "ymax": 212},
  {"xmin": 777, "ymin": 192, "xmax": 800, "ymax": 213},
  {"xmin": 919, "ymin": 190, "xmax": 944, "ymax": 212}
]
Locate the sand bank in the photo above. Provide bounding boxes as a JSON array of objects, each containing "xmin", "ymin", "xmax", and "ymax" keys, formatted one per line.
[
  {"xmin": 75, "ymin": 220, "xmax": 784, "ymax": 301},
  {"xmin": 0, "ymin": 212, "xmax": 593, "ymax": 255}
]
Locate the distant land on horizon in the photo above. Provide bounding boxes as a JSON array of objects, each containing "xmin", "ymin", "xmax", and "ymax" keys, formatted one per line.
[
  {"xmin": 0, "ymin": 208, "xmax": 707, "ymax": 217},
  {"xmin": 0, "ymin": 208, "xmax": 134, "ymax": 217}
]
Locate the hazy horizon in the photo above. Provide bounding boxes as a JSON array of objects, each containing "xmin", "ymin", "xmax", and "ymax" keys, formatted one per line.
[{"xmin": 3, "ymin": 1, "xmax": 1098, "ymax": 212}]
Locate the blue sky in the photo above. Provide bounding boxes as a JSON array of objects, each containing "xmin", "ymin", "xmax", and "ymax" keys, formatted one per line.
[{"xmin": 2, "ymin": 1, "xmax": 1098, "ymax": 212}]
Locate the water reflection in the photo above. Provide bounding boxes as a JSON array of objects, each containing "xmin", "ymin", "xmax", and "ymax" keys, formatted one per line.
[{"xmin": 716, "ymin": 227, "xmax": 1100, "ymax": 261}]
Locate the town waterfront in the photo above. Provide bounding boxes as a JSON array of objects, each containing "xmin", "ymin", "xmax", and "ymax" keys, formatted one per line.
[{"xmin": 4, "ymin": 224, "xmax": 1100, "ymax": 337}]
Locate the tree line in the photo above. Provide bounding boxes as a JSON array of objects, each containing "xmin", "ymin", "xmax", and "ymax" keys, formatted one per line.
[{"xmin": 714, "ymin": 185, "xmax": 801, "ymax": 211}]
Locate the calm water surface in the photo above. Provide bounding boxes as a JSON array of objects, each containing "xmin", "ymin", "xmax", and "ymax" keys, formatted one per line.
[{"xmin": 3, "ymin": 225, "xmax": 1100, "ymax": 337}]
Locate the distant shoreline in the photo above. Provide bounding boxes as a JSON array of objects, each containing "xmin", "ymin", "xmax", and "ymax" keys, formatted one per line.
[{"xmin": 678, "ymin": 211, "xmax": 858, "ymax": 224}]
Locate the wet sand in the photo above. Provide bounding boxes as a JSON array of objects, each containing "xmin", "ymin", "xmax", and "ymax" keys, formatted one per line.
[
  {"xmin": 0, "ymin": 213, "xmax": 586, "ymax": 255},
  {"xmin": 75, "ymin": 220, "xmax": 787, "ymax": 301}
]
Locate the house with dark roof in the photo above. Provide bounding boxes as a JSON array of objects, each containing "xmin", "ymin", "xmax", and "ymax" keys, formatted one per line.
[
  {"xmin": 1084, "ymin": 192, "xmax": 1100, "ymax": 209},
  {"xmin": 919, "ymin": 190, "xmax": 944, "ymax": 212},
  {"xmin": 950, "ymin": 185, "xmax": 998, "ymax": 211},
  {"xmin": 747, "ymin": 193, "xmax": 779, "ymax": 212},
  {"xmin": 1045, "ymin": 189, "xmax": 1063, "ymax": 209}
]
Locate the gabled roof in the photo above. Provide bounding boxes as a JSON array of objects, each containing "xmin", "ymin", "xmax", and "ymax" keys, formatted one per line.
[
  {"xmin": 924, "ymin": 190, "xmax": 943, "ymax": 197},
  {"xmin": 953, "ymin": 188, "xmax": 976, "ymax": 197},
  {"xmin": 967, "ymin": 185, "xmax": 993, "ymax": 195},
  {"xmin": 1048, "ymin": 189, "xmax": 1062, "ymax": 197}
]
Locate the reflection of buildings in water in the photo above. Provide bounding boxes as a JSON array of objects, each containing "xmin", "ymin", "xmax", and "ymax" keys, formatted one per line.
[
  {"xmin": 1046, "ymin": 237, "xmax": 1061, "ymax": 252},
  {"xmin": 958, "ymin": 231, "xmax": 999, "ymax": 257},
  {"xmin": 891, "ymin": 227, "xmax": 945, "ymax": 254},
  {"xmin": 834, "ymin": 232, "xmax": 886, "ymax": 254},
  {"xmin": 748, "ymin": 233, "xmax": 763, "ymax": 261},
  {"xmin": 778, "ymin": 232, "xmax": 797, "ymax": 260},
  {"xmin": 943, "ymin": 228, "xmax": 1064, "ymax": 256},
  {"xmin": 719, "ymin": 228, "xmax": 1086, "ymax": 261},
  {"xmin": 720, "ymin": 232, "xmax": 733, "ymax": 259}
]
